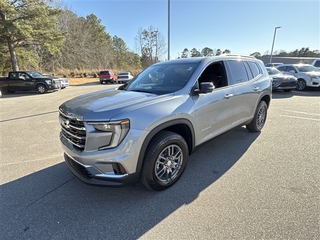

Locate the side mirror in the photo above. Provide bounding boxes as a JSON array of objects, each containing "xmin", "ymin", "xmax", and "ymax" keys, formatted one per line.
[{"xmin": 194, "ymin": 82, "xmax": 215, "ymax": 94}]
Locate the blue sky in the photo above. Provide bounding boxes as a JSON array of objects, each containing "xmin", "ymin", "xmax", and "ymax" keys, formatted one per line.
[{"xmin": 62, "ymin": 0, "xmax": 319, "ymax": 60}]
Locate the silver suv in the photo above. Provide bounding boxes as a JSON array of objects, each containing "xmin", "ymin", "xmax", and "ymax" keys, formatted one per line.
[{"xmin": 59, "ymin": 55, "xmax": 272, "ymax": 191}]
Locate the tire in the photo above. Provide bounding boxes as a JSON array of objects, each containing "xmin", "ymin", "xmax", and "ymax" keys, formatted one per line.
[
  {"xmin": 296, "ymin": 79, "xmax": 306, "ymax": 91},
  {"xmin": 141, "ymin": 131, "xmax": 189, "ymax": 191},
  {"xmin": 246, "ymin": 100, "xmax": 268, "ymax": 132},
  {"xmin": 100, "ymin": 81, "xmax": 104, "ymax": 84},
  {"xmin": 36, "ymin": 84, "xmax": 47, "ymax": 94}
]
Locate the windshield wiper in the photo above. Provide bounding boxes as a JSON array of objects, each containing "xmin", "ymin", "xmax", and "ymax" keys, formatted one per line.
[{"xmin": 130, "ymin": 89, "xmax": 155, "ymax": 94}]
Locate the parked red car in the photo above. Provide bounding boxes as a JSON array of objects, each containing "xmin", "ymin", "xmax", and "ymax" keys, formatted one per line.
[{"xmin": 99, "ymin": 70, "xmax": 117, "ymax": 84}]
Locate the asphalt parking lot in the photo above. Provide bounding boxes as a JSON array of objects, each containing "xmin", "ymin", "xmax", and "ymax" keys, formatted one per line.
[{"xmin": 0, "ymin": 84, "xmax": 319, "ymax": 239}]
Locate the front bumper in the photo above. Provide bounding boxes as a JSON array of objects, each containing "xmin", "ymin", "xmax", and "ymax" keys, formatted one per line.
[
  {"xmin": 60, "ymin": 128, "xmax": 145, "ymax": 187},
  {"xmin": 308, "ymin": 78, "xmax": 320, "ymax": 87},
  {"xmin": 272, "ymin": 80, "xmax": 297, "ymax": 90},
  {"xmin": 64, "ymin": 153, "xmax": 140, "ymax": 186},
  {"xmin": 100, "ymin": 78, "xmax": 115, "ymax": 83},
  {"xmin": 48, "ymin": 84, "xmax": 61, "ymax": 91}
]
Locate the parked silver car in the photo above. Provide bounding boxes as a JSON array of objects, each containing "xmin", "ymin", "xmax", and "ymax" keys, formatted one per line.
[
  {"xmin": 43, "ymin": 74, "xmax": 69, "ymax": 89},
  {"xmin": 59, "ymin": 55, "xmax": 272, "ymax": 191},
  {"xmin": 265, "ymin": 63, "xmax": 283, "ymax": 67},
  {"xmin": 276, "ymin": 64, "xmax": 320, "ymax": 91}
]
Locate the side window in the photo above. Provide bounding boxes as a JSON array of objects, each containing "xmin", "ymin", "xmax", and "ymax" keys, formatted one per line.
[
  {"xmin": 227, "ymin": 60, "xmax": 249, "ymax": 84},
  {"xmin": 198, "ymin": 61, "xmax": 228, "ymax": 89},
  {"xmin": 9, "ymin": 73, "xmax": 18, "ymax": 79},
  {"xmin": 277, "ymin": 66, "xmax": 285, "ymax": 72},
  {"xmin": 247, "ymin": 61, "xmax": 261, "ymax": 79},
  {"xmin": 286, "ymin": 66, "xmax": 296, "ymax": 73},
  {"xmin": 314, "ymin": 61, "xmax": 320, "ymax": 67}
]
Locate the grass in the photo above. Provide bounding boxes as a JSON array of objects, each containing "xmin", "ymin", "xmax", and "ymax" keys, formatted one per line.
[{"xmin": 68, "ymin": 77, "xmax": 99, "ymax": 85}]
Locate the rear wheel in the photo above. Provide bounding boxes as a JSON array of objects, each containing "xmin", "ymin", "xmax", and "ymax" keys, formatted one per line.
[
  {"xmin": 36, "ymin": 84, "xmax": 47, "ymax": 94},
  {"xmin": 246, "ymin": 100, "xmax": 268, "ymax": 132},
  {"xmin": 141, "ymin": 131, "xmax": 188, "ymax": 191},
  {"xmin": 296, "ymin": 79, "xmax": 306, "ymax": 91}
]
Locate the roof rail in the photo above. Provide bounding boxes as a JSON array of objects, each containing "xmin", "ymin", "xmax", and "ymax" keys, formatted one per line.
[{"xmin": 221, "ymin": 54, "xmax": 256, "ymax": 59}]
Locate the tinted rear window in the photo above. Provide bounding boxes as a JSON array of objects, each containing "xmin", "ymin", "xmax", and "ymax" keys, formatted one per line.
[
  {"xmin": 100, "ymin": 71, "xmax": 109, "ymax": 74},
  {"xmin": 227, "ymin": 60, "xmax": 250, "ymax": 84},
  {"xmin": 247, "ymin": 61, "xmax": 261, "ymax": 78}
]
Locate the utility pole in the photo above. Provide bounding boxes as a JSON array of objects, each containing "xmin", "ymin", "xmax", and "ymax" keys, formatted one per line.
[{"xmin": 270, "ymin": 26, "xmax": 281, "ymax": 63}]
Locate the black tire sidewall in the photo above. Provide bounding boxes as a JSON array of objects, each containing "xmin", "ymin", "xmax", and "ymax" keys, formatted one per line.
[
  {"xmin": 36, "ymin": 84, "xmax": 47, "ymax": 94},
  {"xmin": 296, "ymin": 79, "xmax": 306, "ymax": 91},
  {"xmin": 247, "ymin": 100, "xmax": 267, "ymax": 132},
  {"xmin": 142, "ymin": 131, "xmax": 188, "ymax": 190}
]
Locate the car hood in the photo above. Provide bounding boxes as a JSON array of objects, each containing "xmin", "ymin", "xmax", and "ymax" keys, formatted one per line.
[
  {"xmin": 271, "ymin": 74, "xmax": 296, "ymax": 80},
  {"xmin": 59, "ymin": 88, "xmax": 175, "ymax": 121},
  {"xmin": 305, "ymin": 72, "xmax": 320, "ymax": 77}
]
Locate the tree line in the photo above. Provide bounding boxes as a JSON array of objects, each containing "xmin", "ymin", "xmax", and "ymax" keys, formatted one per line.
[
  {"xmin": 0, "ymin": 0, "xmax": 166, "ymax": 76},
  {"xmin": 0, "ymin": 1, "xmax": 319, "ymax": 77},
  {"xmin": 180, "ymin": 47, "xmax": 320, "ymax": 59}
]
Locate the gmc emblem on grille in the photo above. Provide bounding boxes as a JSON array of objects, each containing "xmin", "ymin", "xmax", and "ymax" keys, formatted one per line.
[{"xmin": 60, "ymin": 117, "xmax": 70, "ymax": 129}]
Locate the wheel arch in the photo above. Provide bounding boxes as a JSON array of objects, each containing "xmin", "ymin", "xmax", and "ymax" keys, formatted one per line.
[
  {"xmin": 135, "ymin": 119, "xmax": 195, "ymax": 174},
  {"xmin": 260, "ymin": 94, "xmax": 271, "ymax": 108}
]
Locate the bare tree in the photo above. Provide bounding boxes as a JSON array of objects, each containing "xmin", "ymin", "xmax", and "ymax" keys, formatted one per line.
[{"xmin": 135, "ymin": 25, "xmax": 166, "ymax": 67}]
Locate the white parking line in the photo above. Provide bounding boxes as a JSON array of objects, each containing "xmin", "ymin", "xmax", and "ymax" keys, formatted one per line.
[
  {"xmin": 284, "ymin": 110, "xmax": 320, "ymax": 116},
  {"xmin": 280, "ymin": 115, "xmax": 320, "ymax": 121}
]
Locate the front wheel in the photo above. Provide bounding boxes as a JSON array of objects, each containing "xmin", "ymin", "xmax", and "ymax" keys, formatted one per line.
[
  {"xmin": 296, "ymin": 79, "xmax": 306, "ymax": 91},
  {"xmin": 141, "ymin": 131, "xmax": 189, "ymax": 191},
  {"xmin": 36, "ymin": 84, "xmax": 47, "ymax": 94},
  {"xmin": 246, "ymin": 100, "xmax": 268, "ymax": 132}
]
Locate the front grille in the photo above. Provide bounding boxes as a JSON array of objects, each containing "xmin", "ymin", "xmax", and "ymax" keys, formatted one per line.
[
  {"xmin": 59, "ymin": 111, "xmax": 86, "ymax": 151},
  {"xmin": 279, "ymin": 82, "xmax": 296, "ymax": 87},
  {"xmin": 65, "ymin": 155, "xmax": 92, "ymax": 179}
]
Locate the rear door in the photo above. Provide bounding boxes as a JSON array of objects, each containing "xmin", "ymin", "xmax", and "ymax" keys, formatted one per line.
[
  {"xmin": 225, "ymin": 60, "xmax": 262, "ymax": 125},
  {"xmin": 7, "ymin": 72, "xmax": 22, "ymax": 91}
]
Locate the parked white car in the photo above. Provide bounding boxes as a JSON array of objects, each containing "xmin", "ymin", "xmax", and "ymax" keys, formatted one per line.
[
  {"xmin": 276, "ymin": 64, "xmax": 320, "ymax": 91},
  {"xmin": 116, "ymin": 72, "xmax": 133, "ymax": 83}
]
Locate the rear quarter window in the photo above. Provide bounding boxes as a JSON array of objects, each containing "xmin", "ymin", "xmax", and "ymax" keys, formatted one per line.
[
  {"xmin": 247, "ymin": 61, "xmax": 261, "ymax": 78},
  {"xmin": 227, "ymin": 60, "xmax": 250, "ymax": 84}
]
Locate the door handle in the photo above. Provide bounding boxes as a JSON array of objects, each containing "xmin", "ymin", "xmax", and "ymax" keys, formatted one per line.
[
  {"xmin": 224, "ymin": 94, "xmax": 233, "ymax": 99},
  {"xmin": 253, "ymin": 87, "xmax": 260, "ymax": 91}
]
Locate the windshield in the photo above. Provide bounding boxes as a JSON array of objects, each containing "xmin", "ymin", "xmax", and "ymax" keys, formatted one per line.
[
  {"xmin": 296, "ymin": 65, "xmax": 320, "ymax": 72},
  {"xmin": 267, "ymin": 68, "xmax": 282, "ymax": 75},
  {"xmin": 122, "ymin": 62, "xmax": 199, "ymax": 94},
  {"xmin": 27, "ymin": 71, "xmax": 44, "ymax": 78}
]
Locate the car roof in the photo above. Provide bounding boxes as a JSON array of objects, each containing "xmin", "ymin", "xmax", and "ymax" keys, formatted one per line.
[
  {"xmin": 278, "ymin": 63, "xmax": 311, "ymax": 66},
  {"xmin": 154, "ymin": 54, "xmax": 258, "ymax": 66}
]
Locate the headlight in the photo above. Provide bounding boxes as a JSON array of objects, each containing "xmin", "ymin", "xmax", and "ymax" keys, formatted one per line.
[
  {"xmin": 45, "ymin": 80, "xmax": 52, "ymax": 85},
  {"xmin": 89, "ymin": 119, "xmax": 130, "ymax": 150}
]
